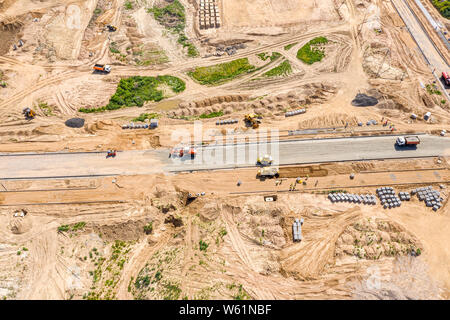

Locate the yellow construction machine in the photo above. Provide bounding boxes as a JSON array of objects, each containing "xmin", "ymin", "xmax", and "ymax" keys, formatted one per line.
[
  {"xmin": 23, "ymin": 107, "xmax": 35, "ymax": 120},
  {"xmin": 244, "ymin": 113, "xmax": 261, "ymax": 129}
]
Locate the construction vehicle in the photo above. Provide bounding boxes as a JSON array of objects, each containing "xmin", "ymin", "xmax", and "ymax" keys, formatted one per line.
[
  {"xmin": 256, "ymin": 154, "xmax": 273, "ymax": 166},
  {"xmin": 106, "ymin": 24, "xmax": 117, "ymax": 32},
  {"xmin": 93, "ymin": 64, "xmax": 111, "ymax": 73},
  {"xmin": 244, "ymin": 113, "xmax": 261, "ymax": 129},
  {"xmin": 169, "ymin": 146, "xmax": 197, "ymax": 159},
  {"xmin": 396, "ymin": 136, "xmax": 420, "ymax": 147},
  {"xmin": 292, "ymin": 218, "xmax": 304, "ymax": 242},
  {"xmin": 22, "ymin": 107, "xmax": 35, "ymax": 120},
  {"xmin": 106, "ymin": 150, "xmax": 117, "ymax": 158},
  {"xmin": 442, "ymin": 72, "xmax": 450, "ymax": 86},
  {"xmin": 257, "ymin": 167, "xmax": 279, "ymax": 178}
]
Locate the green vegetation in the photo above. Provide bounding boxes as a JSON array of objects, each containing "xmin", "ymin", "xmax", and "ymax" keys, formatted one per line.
[
  {"xmin": 199, "ymin": 240, "xmax": 209, "ymax": 251},
  {"xmin": 124, "ymin": 1, "xmax": 133, "ymax": 10},
  {"xmin": 36, "ymin": 101, "xmax": 54, "ymax": 116},
  {"xmin": 284, "ymin": 42, "xmax": 298, "ymax": 50},
  {"xmin": 256, "ymin": 52, "xmax": 281, "ymax": 62},
  {"xmin": 132, "ymin": 113, "xmax": 159, "ymax": 122},
  {"xmin": 144, "ymin": 222, "xmax": 153, "ymax": 234},
  {"xmin": 58, "ymin": 225, "xmax": 70, "ymax": 232},
  {"xmin": 57, "ymin": 222, "xmax": 86, "ymax": 233},
  {"xmin": 296, "ymin": 36, "xmax": 329, "ymax": 64},
  {"xmin": 94, "ymin": 8, "xmax": 102, "ymax": 15},
  {"xmin": 162, "ymin": 281, "xmax": 182, "ymax": 300},
  {"xmin": 426, "ymin": 84, "xmax": 442, "ymax": 95},
  {"xmin": 188, "ymin": 58, "xmax": 255, "ymax": 85},
  {"xmin": 199, "ymin": 110, "xmax": 224, "ymax": 119},
  {"xmin": 264, "ymin": 60, "xmax": 292, "ymax": 77},
  {"xmin": 430, "ymin": 0, "xmax": 449, "ymax": 19},
  {"xmin": 79, "ymin": 76, "xmax": 185, "ymax": 113},
  {"xmin": 148, "ymin": 0, "xmax": 198, "ymax": 57},
  {"xmin": 0, "ymin": 71, "xmax": 6, "ymax": 88},
  {"xmin": 84, "ymin": 240, "xmax": 133, "ymax": 300},
  {"xmin": 72, "ymin": 222, "xmax": 86, "ymax": 232}
]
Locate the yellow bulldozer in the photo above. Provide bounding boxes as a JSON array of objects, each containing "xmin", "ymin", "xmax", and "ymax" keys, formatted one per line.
[{"xmin": 244, "ymin": 113, "xmax": 262, "ymax": 129}]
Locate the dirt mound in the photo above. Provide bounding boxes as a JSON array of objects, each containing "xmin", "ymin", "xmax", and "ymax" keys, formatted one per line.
[
  {"xmin": 335, "ymin": 218, "xmax": 422, "ymax": 259},
  {"xmin": 298, "ymin": 113, "xmax": 359, "ymax": 129},
  {"xmin": 65, "ymin": 118, "xmax": 85, "ymax": 128},
  {"xmin": 8, "ymin": 214, "xmax": 31, "ymax": 234},
  {"xmin": 351, "ymin": 93, "xmax": 379, "ymax": 106},
  {"xmin": 90, "ymin": 218, "xmax": 151, "ymax": 241}
]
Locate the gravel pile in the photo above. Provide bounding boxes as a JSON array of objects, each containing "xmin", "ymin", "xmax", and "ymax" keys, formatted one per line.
[
  {"xmin": 351, "ymin": 93, "xmax": 378, "ymax": 106},
  {"xmin": 411, "ymin": 186, "xmax": 444, "ymax": 211},
  {"xmin": 328, "ymin": 192, "xmax": 377, "ymax": 205},
  {"xmin": 65, "ymin": 118, "xmax": 85, "ymax": 128}
]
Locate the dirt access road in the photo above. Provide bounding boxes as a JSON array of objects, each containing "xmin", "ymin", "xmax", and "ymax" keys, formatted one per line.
[
  {"xmin": 391, "ymin": 0, "xmax": 450, "ymax": 98},
  {"xmin": 0, "ymin": 135, "xmax": 448, "ymax": 178}
]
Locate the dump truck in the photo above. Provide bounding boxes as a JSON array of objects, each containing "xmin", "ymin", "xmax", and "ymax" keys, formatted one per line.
[
  {"xmin": 396, "ymin": 136, "xmax": 420, "ymax": 147},
  {"xmin": 244, "ymin": 113, "xmax": 261, "ymax": 129},
  {"xmin": 256, "ymin": 154, "xmax": 273, "ymax": 166},
  {"xmin": 93, "ymin": 64, "xmax": 111, "ymax": 73},
  {"xmin": 442, "ymin": 72, "xmax": 450, "ymax": 86},
  {"xmin": 22, "ymin": 107, "xmax": 35, "ymax": 120},
  {"xmin": 257, "ymin": 167, "xmax": 279, "ymax": 178}
]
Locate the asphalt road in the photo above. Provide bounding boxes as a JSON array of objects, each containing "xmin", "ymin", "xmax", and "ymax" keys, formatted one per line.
[{"xmin": 1, "ymin": 135, "xmax": 448, "ymax": 179}]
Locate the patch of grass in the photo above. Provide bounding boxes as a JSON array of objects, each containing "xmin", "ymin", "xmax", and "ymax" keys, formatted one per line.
[
  {"xmin": 79, "ymin": 75, "xmax": 185, "ymax": 113},
  {"xmin": 132, "ymin": 113, "xmax": 159, "ymax": 122},
  {"xmin": 72, "ymin": 222, "xmax": 86, "ymax": 232},
  {"xmin": 148, "ymin": 0, "xmax": 198, "ymax": 57},
  {"xmin": 144, "ymin": 222, "xmax": 153, "ymax": 234},
  {"xmin": 296, "ymin": 36, "xmax": 328, "ymax": 64},
  {"xmin": 36, "ymin": 101, "xmax": 54, "ymax": 116},
  {"xmin": 284, "ymin": 42, "xmax": 298, "ymax": 50},
  {"xmin": 162, "ymin": 281, "xmax": 181, "ymax": 300},
  {"xmin": 426, "ymin": 84, "xmax": 442, "ymax": 95},
  {"xmin": 58, "ymin": 225, "xmax": 70, "ymax": 232},
  {"xmin": 264, "ymin": 60, "xmax": 292, "ymax": 77},
  {"xmin": 124, "ymin": 1, "xmax": 133, "ymax": 10},
  {"xmin": 199, "ymin": 240, "xmax": 209, "ymax": 251},
  {"xmin": 188, "ymin": 58, "xmax": 255, "ymax": 85},
  {"xmin": 94, "ymin": 8, "xmax": 102, "ymax": 15},
  {"xmin": 199, "ymin": 110, "xmax": 224, "ymax": 119},
  {"xmin": 430, "ymin": 0, "xmax": 449, "ymax": 19},
  {"xmin": 233, "ymin": 284, "xmax": 251, "ymax": 300},
  {"xmin": 257, "ymin": 52, "xmax": 281, "ymax": 62}
]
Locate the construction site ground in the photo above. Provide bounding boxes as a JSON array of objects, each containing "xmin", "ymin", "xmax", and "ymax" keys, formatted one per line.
[{"xmin": 0, "ymin": 0, "xmax": 449, "ymax": 300}]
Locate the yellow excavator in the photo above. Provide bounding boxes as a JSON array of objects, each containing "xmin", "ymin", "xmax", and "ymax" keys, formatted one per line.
[
  {"xmin": 23, "ymin": 107, "xmax": 35, "ymax": 120},
  {"xmin": 244, "ymin": 113, "xmax": 261, "ymax": 129}
]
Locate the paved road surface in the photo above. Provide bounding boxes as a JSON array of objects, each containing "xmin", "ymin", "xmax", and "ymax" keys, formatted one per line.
[{"xmin": 0, "ymin": 135, "xmax": 448, "ymax": 178}]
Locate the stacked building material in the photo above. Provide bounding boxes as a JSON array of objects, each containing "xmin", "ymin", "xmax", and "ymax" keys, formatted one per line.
[
  {"xmin": 411, "ymin": 186, "xmax": 444, "ymax": 211},
  {"xmin": 377, "ymin": 187, "xmax": 402, "ymax": 209},
  {"xmin": 292, "ymin": 218, "xmax": 304, "ymax": 242},
  {"xmin": 285, "ymin": 109, "xmax": 306, "ymax": 117},
  {"xmin": 215, "ymin": 119, "xmax": 239, "ymax": 125},
  {"xmin": 122, "ymin": 121, "xmax": 158, "ymax": 129},
  {"xmin": 199, "ymin": 0, "xmax": 220, "ymax": 29},
  {"xmin": 328, "ymin": 192, "xmax": 376, "ymax": 205}
]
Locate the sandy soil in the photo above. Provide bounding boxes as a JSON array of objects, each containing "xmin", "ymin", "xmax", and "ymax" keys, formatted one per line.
[{"xmin": 0, "ymin": 0, "xmax": 449, "ymax": 300}]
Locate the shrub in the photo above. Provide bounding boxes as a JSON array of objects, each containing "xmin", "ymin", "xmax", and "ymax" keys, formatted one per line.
[
  {"xmin": 199, "ymin": 240, "xmax": 209, "ymax": 251},
  {"xmin": 58, "ymin": 225, "xmax": 70, "ymax": 232},
  {"xmin": 144, "ymin": 222, "xmax": 153, "ymax": 234},
  {"xmin": 264, "ymin": 60, "xmax": 292, "ymax": 77}
]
